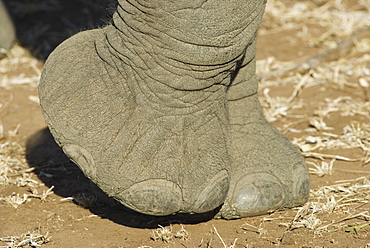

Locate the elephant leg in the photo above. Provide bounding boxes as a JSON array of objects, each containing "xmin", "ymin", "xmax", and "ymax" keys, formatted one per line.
[
  {"xmin": 39, "ymin": 0, "xmax": 299, "ymax": 218},
  {"xmin": 39, "ymin": 25, "xmax": 231, "ymax": 216},
  {"xmin": 218, "ymin": 45, "xmax": 310, "ymax": 219}
]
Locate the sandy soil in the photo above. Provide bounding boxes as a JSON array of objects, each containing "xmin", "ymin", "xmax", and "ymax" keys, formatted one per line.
[{"xmin": 1, "ymin": 0, "xmax": 370, "ymax": 247}]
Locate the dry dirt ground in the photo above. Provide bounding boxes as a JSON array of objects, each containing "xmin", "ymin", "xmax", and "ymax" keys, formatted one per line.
[{"xmin": 1, "ymin": 0, "xmax": 370, "ymax": 247}]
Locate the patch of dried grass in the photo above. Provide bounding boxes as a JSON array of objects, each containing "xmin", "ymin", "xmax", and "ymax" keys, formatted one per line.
[
  {"xmin": 314, "ymin": 96, "xmax": 370, "ymax": 118},
  {"xmin": 260, "ymin": 71, "xmax": 313, "ymax": 122},
  {"xmin": 258, "ymin": 0, "xmax": 370, "ymax": 123},
  {"xmin": 259, "ymin": 53, "xmax": 370, "ymax": 120},
  {"xmin": 0, "ymin": 186, "xmax": 54, "ymax": 209},
  {"xmin": 308, "ymin": 158, "xmax": 336, "ymax": 177},
  {"xmin": 261, "ymin": 88, "xmax": 304, "ymax": 122},
  {"xmin": 0, "ymin": 128, "xmax": 53, "ymax": 208},
  {"xmin": 0, "ymin": 232, "xmax": 51, "ymax": 248},
  {"xmin": 0, "ymin": 45, "xmax": 41, "ymax": 89},
  {"xmin": 0, "ymin": 139, "xmax": 30, "ymax": 186},
  {"xmin": 285, "ymin": 177, "xmax": 370, "ymax": 233},
  {"xmin": 258, "ymin": 1, "xmax": 370, "ymax": 237},
  {"xmin": 0, "ymin": 135, "xmax": 42, "ymax": 188},
  {"xmin": 263, "ymin": 0, "xmax": 370, "ymax": 39},
  {"xmin": 293, "ymin": 121, "xmax": 370, "ymax": 164},
  {"xmin": 151, "ymin": 225, "xmax": 189, "ymax": 243}
]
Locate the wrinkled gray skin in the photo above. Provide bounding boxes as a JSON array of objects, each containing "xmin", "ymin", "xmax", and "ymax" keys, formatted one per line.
[
  {"xmin": 0, "ymin": 0, "xmax": 15, "ymax": 59},
  {"xmin": 39, "ymin": 0, "xmax": 309, "ymax": 219}
]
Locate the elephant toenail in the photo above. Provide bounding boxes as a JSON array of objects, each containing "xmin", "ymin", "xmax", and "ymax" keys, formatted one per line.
[
  {"xmin": 193, "ymin": 170, "xmax": 229, "ymax": 213},
  {"xmin": 117, "ymin": 179, "xmax": 183, "ymax": 216},
  {"xmin": 231, "ymin": 173, "xmax": 284, "ymax": 217}
]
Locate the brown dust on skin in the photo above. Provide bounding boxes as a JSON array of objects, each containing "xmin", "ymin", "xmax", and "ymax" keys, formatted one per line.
[{"xmin": 1, "ymin": 0, "xmax": 370, "ymax": 247}]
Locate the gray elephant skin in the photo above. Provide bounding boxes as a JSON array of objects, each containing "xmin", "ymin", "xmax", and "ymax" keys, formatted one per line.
[
  {"xmin": 39, "ymin": 0, "xmax": 310, "ymax": 219},
  {"xmin": 0, "ymin": 0, "xmax": 15, "ymax": 59}
]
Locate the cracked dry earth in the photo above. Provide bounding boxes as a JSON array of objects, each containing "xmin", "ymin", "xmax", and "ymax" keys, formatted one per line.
[{"xmin": 1, "ymin": 0, "xmax": 370, "ymax": 247}]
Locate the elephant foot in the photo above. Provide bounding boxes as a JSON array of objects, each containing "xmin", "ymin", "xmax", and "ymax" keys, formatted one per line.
[
  {"xmin": 39, "ymin": 27, "xmax": 232, "ymax": 215},
  {"xmin": 218, "ymin": 94, "xmax": 310, "ymax": 219}
]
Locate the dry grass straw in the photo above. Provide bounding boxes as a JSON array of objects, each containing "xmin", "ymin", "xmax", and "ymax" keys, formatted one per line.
[
  {"xmin": 259, "ymin": 26, "xmax": 370, "ymax": 81},
  {"xmin": 284, "ymin": 176, "xmax": 370, "ymax": 233},
  {"xmin": 1, "ymin": 186, "xmax": 54, "ymax": 209},
  {"xmin": 151, "ymin": 225, "xmax": 189, "ymax": 243},
  {"xmin": 262, "ymin": 0, "xmax": 370, "ymax": 38},
  {"xmin": 0, "ymin": 232, "xmax": 50, "ymax": 248},
  {"xmin": 0, "ymin": 127, "xmax": 53, "ymax": 246},
  {"xmin": 258, "ymin": 0, "xmax": 370, "ymax": 166},
  {"xmin": 258, "ymin": 0, "xmax": 370, "ymax": 115},
  {"xmin": 259, "ymin": 53, "xmax": 370, "ymax": 123},
  {"xmin": 293, "ymin": 121, "xmax": 370, "ymax": 165},
  {"xmin": 0, "ymin": 124, "xmax": 53, "ymax": 208},
  {"xmin": 0, "ymin": 45, "xmax": 41, "ymax": 89},
  {"xmin": 256, "ymin": 0, "xmax": 370, "ymax": 235},
  {"xmin": 308, "ymin": 158, "xmax": 336, "ymax": 177},
  {"xmin": 212, "ymin": 225, "xmax": 238, "ymax": 248},
  {"xmin": 0, "ymin": 129, "xmax": 36, "ymax": 187}
]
